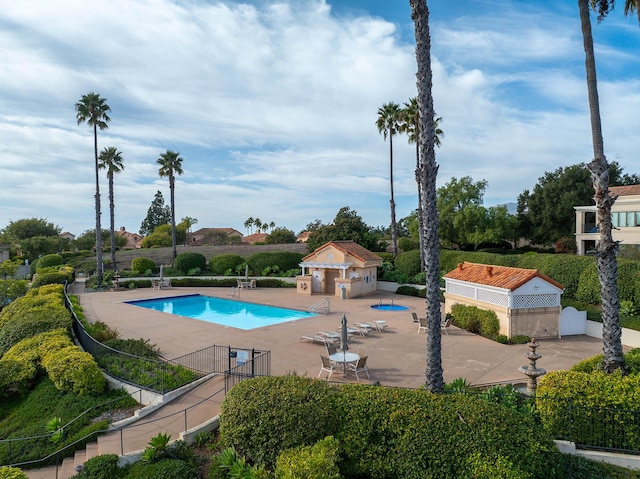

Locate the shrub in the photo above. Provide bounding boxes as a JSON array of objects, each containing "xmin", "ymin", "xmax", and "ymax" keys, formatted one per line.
[
  {"xmin": 398, "ymin": 237, "xmax": 419, "ymax": 253},
  {"xmin": 275, "ymin": 436, "xmax": 341, "ymax": 479},
  {"xmin": 554, "ymin": 237, "xmax": 577, "ymax": 254},
  {"xmin": 209, "ymin": 254, "xmax": 245, "ymax": 275},
  {"xmin": 0, "ymin": 279, "xmax": 29, "ymax": 308},
  {"xmin": 0, "ymin": 303, "xmax": 71, "ymax": 356},
  {"xmin": 449, "ymin": 304, "xmax": 499, "ymax": 337},
  {"xmin": 246, "ymin": 252, "xmax": 305, "ymax": 276},
  {"xmin": 37, "ymin": 254, "xmax": 64, "ymax": 269},
  {"xmin": 131, "ymin": 257, "xmax": 156, "ymax": 275},
  {"xmin": 173, "ymin": 252, "xmax": 206, "ymax": 274},
  {"xmin": 575, "ymin": 263, "xmax": 600, "ymax": 304},
  {"xmin": 395, "ymin": 285, "xmax": 421, "ymax": 297},
  {"xmin": 124, "ymin": 459, "xmax": 198, "ymax": 479},
  {"xmin": 31, "ymin": 270, "xmax": 73, "ymax": 288},
  {"xmin": 41, "ymin": 346, "xmax": 106, "ymax": 395},
  {"xmin": 0, "ymin": 466, "xmax": 28, "ymax": 479},
  {"xmin": 220, "ymin": 376, "xmax": 341, "ymax": 468},
  {"xmin": 394, "ymin": 250, "xmax": 421, "ymax": 278},
  {"xmin": 71, "ymin": 454, "xmax": 123, "ymax": 479}
]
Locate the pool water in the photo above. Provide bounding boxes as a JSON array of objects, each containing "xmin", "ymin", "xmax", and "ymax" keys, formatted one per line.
[
  {"xmin": 126, "ymin": 294, "xmax": 317, "ymax": 330},
  {"xmin": 370, "ymin": 304, "xmax": 410, "ymax": 311}
]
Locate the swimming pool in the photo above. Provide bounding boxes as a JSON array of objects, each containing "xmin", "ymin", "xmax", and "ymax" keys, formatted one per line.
[
  {"xmin": 126, "ymin": 294, "xmax": 317, "ymax": 330},
  {"xmin": 371, "ymin": 304, "xmax": 409, "ymax": 311}
]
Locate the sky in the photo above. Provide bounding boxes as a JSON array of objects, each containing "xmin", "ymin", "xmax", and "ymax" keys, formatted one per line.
[{"xmin": 1, "ymin": 0, "xmax": 639, "ymax": 238}]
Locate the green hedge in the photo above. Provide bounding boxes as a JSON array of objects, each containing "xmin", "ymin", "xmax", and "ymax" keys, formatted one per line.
[
  {"xmin": 31, "ymin": 269, "xmax": 73, "ymax": 288},
  {"xmin": 537, "ymin": 370, "xmax": 640, "ymax": 451},
  {"xmin": 221, "ymin": 377, "xmax": 562, "ymax": 478},
  {"xmin": 394, "ymin": 250, "xmax": 421, "ymax": 277},
  {"xmin": 37, "ymin": 253, "xmax": 63, "ymax": 269},
  {"xmin": 209, "ymin": 254, "xmax": 245, "ymax": 275},
  {"xmin": 246, "ymin": 252, "xmax": 304, "ymax": 276},
  {"xmin": 450, "ymin": 303, "xmax": 499, "ymax": 337},
  {"xmin": 173, "ymin": 252, "xmax": 207, "ymax": 274}
]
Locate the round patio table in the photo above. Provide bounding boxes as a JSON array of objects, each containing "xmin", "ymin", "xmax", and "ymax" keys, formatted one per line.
[{"xmin": 329, "ymin": 352, "xmax": 360, "ymax": 377}]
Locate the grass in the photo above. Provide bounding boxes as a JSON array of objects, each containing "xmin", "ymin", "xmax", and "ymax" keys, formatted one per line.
[{"xmin": 0, "ymin": 378, "xmax": 138, "ymax": 466}]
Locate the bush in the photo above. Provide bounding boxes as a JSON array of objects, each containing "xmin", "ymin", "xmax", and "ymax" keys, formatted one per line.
[
  {"xmin": 31, "ymin": 270, "xmax": 73, "ymax": 288},
  {"xmin": 209, "ymin": 254, "xmax": 245, "ymax": 275},
  {"xmin": 0, "ymin": 466, "xmax": 28, "ymax": 479},
  {"xmin": 70, "ymin": 454, "xmax": 123, "ymax": 479},
  {"xmin": 124, "ymin": 458, "xmax": 198, "ymax": 479},
  {"xmin": 131, "ymin": 257, "xmax": 156, "ymax": 275},
  {"xmin": 449, "ymin": 304, "xmax": 499, "ymax": 337},
  {"xmin": 554, "ymin": 237, "xmax": 577, "ymax": 254},
  {"xmin": 220, "ymin": 376, "xmax": 341, "ymax": 468},
  {"xmin": 37, "ymin": 254, "xmax": 64, "ymax": 269},
  {"xmin": 246, "ymin": 252, "xmax": 305, "ymax": 277},
  {"xmin": 41, "ymin": 346, "xmax": 106, "ymax": 395},
  {"xmin": 173, "ymin": 252, "xmax": 206, "ymax": 274},
  {"xmin": 394, "ymin": 250, "xmax": 421, "ymax": 278},
  {"xmin": 275, "ymin": 436, "xmax": 341, "ymax": 479}
]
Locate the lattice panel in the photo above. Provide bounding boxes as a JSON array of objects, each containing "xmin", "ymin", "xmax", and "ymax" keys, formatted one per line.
[
  {"xmin": 447, "ymin": 283, "xmax": 475, "ymax": 298},
  {"xmin": 477, "ymin": 289, "xmax": 509, "ymax": 307},
  {"xmin": 513, "ymin": 293, "xmax": 559, "ymax": 309}
]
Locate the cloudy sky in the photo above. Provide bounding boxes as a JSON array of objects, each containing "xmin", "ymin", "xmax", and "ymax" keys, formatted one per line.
[{"xmin": 1, "ymin": 0, "xmax": 638, "ymax": 237}]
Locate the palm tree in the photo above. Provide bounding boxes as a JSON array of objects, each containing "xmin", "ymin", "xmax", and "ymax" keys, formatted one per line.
[
  {"xmin": 410, "ymin": 0, "xmax": 444, "ymax": 392},
  {"xmin": 75, "ymin": 92, "xmax": 111, "ymax": 286},
  {"xmin": 376, "ymin": 102, "xmax": 402, "ymax": 258},
  {"xmin": 578, "ymin": 0, "xmax": 638, "ymax": 373},
  {"xmin": 244, "ymin": 217, "xmax": 254, "ymax": 235},
  {"xmin": 181, "ymin": 216, "xmax": 198, "ymax": 245},
  {"xmin": 254, "ymin": 218, "xmax": 263, "ymax": 233},
  {"xmin": 400, "ymin": 97, "xmax": 443, "ymax": 270},
  {"xmin": 157, "ymin": 150, "xmax": 184, "ymax": 260},
  {"xmin": 98, "ymin": 147, "xmax": 124, "ymax": 271}
]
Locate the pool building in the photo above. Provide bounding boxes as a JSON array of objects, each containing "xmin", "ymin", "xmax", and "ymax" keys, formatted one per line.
[{"xmin": 296, "ymin": 240, "xmax": 383, "ymax": 299}]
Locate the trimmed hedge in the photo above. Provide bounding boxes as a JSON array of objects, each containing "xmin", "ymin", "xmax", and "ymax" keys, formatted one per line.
[
  {"xmin": 41, "ymin": 345, "xmax": 106, "ymax": 395},
  {"xmin": 221, "ymin": 377, "xmax": 562, "ymax": 478},
  {"xmin": 31, "ymin": 268, "xmax": 73, "ymax": 288},
  {"xmin": 173, "ymin": 252, "xmax": 207, "ymax": 274},
  {"xmin": 37, "ymin": 253, "xmax": 63, "ymax": 269},
  {"xmin": 246, "ymin": 252, "xmax": 304, "ymax": 276},
  {"xmin": 394, "ymin": 250, "xmax": 421, "ymax": 277},
  {"xmin": 131, "ymin": 257, "xmax": 156, "ymax": 275},
  {"xmin": 450, "ymin": 303, "xmax": 499, "ymax": 337},
  {"xmin": 209, "ymin": 254, "xmax": 245, "ymax": 275},
  {"xmin": 0, "ymin": 303, "xmax": 71, "ymax": 356}
]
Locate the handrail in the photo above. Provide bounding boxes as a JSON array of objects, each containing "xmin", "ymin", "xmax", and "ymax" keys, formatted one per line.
[{"xmin": 308, "ymin": 298, "xmax": 330, "ymax": 314}]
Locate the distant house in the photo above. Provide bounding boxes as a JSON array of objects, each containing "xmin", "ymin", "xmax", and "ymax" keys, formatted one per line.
[
  {"xmin": 575, "ymin": 184, "xmax": 640, "ymax": 255},
  {"xmin": 242, "ymin": 232, "xmax": 268, "ymax": 244},
  {"xmin": 116, "ymin": 227, "xmax": 144, "ymax": 249},
  {"xmin": 443, "ymin": 262, "xmax": 564, "ymax": 339},
  {"xmin": 189, "ymin": 228, "xmax": 243, "ymax": 246},
  {"xmin": 296, "ymin": 231, "xmax": 311, "ymax": 243},
  {"xmin": 297, "ymin": 240, "xmax": 383, "ymax": 298},
  {"xmin": 60, "ymin": 232, "xmax": 76, "ymax": 241}
]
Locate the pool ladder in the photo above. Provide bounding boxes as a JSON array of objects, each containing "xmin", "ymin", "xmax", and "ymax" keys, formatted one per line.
[{"xmin": 308, "ymin": 298, "xmax": 331, "ymax": 315}]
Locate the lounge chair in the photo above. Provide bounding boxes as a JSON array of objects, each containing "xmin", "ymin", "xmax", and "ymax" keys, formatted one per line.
[
  {"xmin": 441, "ymin": 315, "xmax": 453, "ymax": 336},
  {"xmin": 318, "ymin": 356, "xmax": 337, "ymax": 379},
  {"xmin": 348, "ymin": 356, "xmax": 370, "ymax": 382},
  {"xmin": 417, "ymin": 317, "xmax": 427, "ymax": 334},
  {"xmin": 300, "ymin": 335, "xmax": 335, "ymax": 346}
]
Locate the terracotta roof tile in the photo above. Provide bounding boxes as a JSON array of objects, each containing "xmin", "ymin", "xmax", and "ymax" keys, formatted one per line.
[
  {"xmin": 609, "ymin": 184, "xmax": 640, "ymax": 197},
  {"xmin": 303, "ymin": 240, "xmax": 382, "ymax": 264},
  {"xmin": 443, "ymin": 262, "xmax": 563, "ymax": 291}
]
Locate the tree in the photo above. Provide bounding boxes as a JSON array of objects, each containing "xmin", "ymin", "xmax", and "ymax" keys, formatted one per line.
[
  {"xmin": 75, "ymin": 92, "xmax": 111, "ymax": 286},
  {"xmin": 1, "ymin": 218, "xmax": 61, "ymax": 241},
  {"xmin": 411, "ymin": 0, "xmax": 444, "ymax": 392},
  {"xmin": 578, "ymin": 0, "xmax": 638, "ymax": 373},
  {"xmin": 19, "ymin": 236, "xmax": 70, "ymax": 263},
  {"xmin": 437, "ymin": 176, "xmax": 488, "ymax": 249},
  {"xmin": 0, "ymin": 259, "xmax": 21, "ymax": 279},
  {"xmin": 376, "ymin": 102, "xmax": 402, "ymax": 258},
  {"xmin": 399, "ymin": 97, "xmax": 444, "ymax": 270},
  {"xmin": 181, "ymin": 216, "xmax": 198, "ymax": 245},
  {"xmin": 157, "ymin": 150, "xmax": 184, "ymax": 260},
  {"xmin": 74, "ymin": 229, "xmax": 111, "ymax": 251},
  {"xmin": 139, "ymin": 191, "xmax": 171, "ymax": 236},
  {"xmin": 244, "ymin": 217, "xmax": 254, "ymax": 235},
  {"xmin": 306, "ymin": 207, "xmax": 382, "ymax": 252},
  {"xmin": 98, "ymin": 146, "xmax": 124, "ymax": 270},
  {"xmin": 265, "ymin": 227, "xmax": 297, "ymax": 244}
]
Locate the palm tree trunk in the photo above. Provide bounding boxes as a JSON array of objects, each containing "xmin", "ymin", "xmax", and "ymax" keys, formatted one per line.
[
  {"xmin": 109, "ymin": 174, "xmax": 117, "ymax": 270},
  {"xmin": 411, "ymin": 0, "xmax": 444, "ymax": 392},
  {"xmin": 389, "ymin": 134, "xmax": 398, "ymax": 258},
  {"xmin": 170, "ymin": 175, "xmax": 177, "ymax": 260},
  {"xmin": 578, "ymin": 0, "xmax": 625, "ymax": 373},
  {"xmin": 414, "ymin": 135, "xmax": 426, "ymax": 271},
  {"xmin": 93, "ymin": 123, "xmax": 103, "ymax": 286}
]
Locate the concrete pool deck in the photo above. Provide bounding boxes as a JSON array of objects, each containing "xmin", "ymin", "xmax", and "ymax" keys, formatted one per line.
[{"xmin": 76, "ymin": 284, "xmax": 605, "ymax": 388}]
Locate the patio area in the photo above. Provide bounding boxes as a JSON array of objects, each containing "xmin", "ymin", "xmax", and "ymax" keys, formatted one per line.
[{"xmin": 76, "ymin": 285, "xmax": 604, "ymax": 388}]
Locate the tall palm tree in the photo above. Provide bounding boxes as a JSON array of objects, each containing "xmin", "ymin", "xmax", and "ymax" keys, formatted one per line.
[
  {"xmin": 181, "ymin": 216, "xmax": 198, "ymax": 245},
  {"xmin": 578, "ymin": 0, "xmax": 638, "ymax": 373},
  {"xmin": 157, "ymin": 150, "xmax": 184, "ymax": 260},
  {"xmin": 400, "ymin": 97, "xmax": 443, "ymax": 270},
  {"xmin": 98, "ymin": 147, "xmax": 124, "ymax": 271},
  {"xmin": 410, "ymin": 0, "xmax": 444, "ymax": 392},
  {"xmin": 376, "ymin": 102, "xmax": 402, "ymax": 258},
  {"xmin": 75, "ymin": 92, "xmax": 111, "ymax": 286},
  {"xmin": 244, "ymin": 217, "xmax": 254, "ymax": 235}
]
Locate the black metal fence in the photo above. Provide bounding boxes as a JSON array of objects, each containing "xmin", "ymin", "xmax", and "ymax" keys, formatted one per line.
[{"xmin": 63, "ymin": 283, "xmax": 271, "ymax": 395}]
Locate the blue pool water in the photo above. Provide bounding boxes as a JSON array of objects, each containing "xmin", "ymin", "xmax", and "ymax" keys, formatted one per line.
[
  {"xmin": 126, "ymin": 294, "xmax": 317, "ymax": 330},
  {"xmin": 370, "ymin": 304, "xmax": 410, "ymax": 311}
]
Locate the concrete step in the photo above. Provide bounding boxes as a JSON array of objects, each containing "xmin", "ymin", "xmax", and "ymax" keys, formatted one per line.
[
  {"xmin": 73, "ymin": 449, "xmax": 87, "ymax": 472},
  {"xmin": 25, "ymin": 464, "xmax": 59, "ymax": 479},
  {"xmin": 58, "ymin": 455, "xmax": 76, "ymax": 479},
  {"xmin": 85, "ymin": 442, "xmax": 100, "ymax": 462}
]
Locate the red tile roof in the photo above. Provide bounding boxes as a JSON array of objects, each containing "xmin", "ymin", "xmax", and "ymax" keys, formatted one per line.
[
  {"xmin": 609, "ymin": 185, "xmax": 640, "ymax": 197},
  {"xmin": 303, "ymin": 240, "xmax": 382, "ymax": 264},
  {"xmin": 443, "ymin": 262, "xmax": 563, "ymax": 291}
]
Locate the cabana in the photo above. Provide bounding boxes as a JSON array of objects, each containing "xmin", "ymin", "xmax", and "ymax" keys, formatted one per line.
[{"xmin": 296, "ymin": 241, "xmax": 382, "ymax": 298}]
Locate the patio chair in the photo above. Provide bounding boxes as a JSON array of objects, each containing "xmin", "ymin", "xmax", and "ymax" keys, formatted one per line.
[
  {"xmin": 417, "ymin": 317, "xmax": 427, "ymax": 334},
  {"xmin": 411, "ymin": 312, "xmax": 423, "ymax": 324},
  {"xmin": 441, "ymin": 315, "xmax": 453, "ymax": 336},
  {"xmin": 325, "ymin": 343, "xmax": 337, "ymax": 356},
  {"xmin": 348, "ymin": 356, "xmax": 370, "ymax": 382},
  {"xmin": 249, "ymin": 279, "xmax": 257, "ymax": 289},
  {"xmin": 318, "ymin": 356, "xmax": 337, "ymax": 379},
  {"xmin": 237, "ymin": 279, "xmax": 245, "ymax": 289}
]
